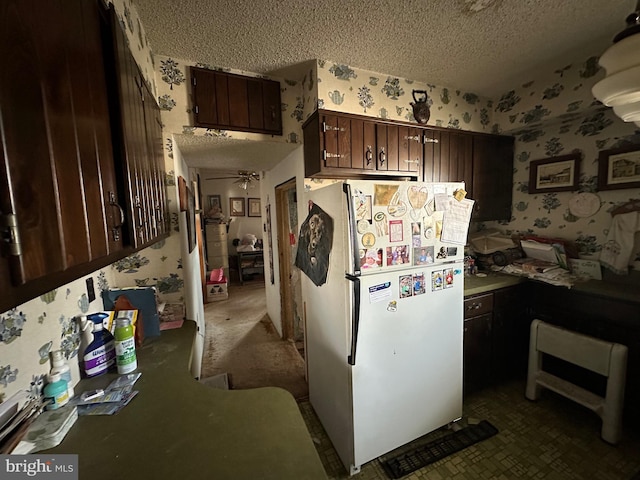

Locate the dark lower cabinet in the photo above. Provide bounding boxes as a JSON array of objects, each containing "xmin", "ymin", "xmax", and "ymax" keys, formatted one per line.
[
  {"xmin": 528, "ymin": 282, "xmax": 640, "ymax": 431},
  {"xmin": 464, "ymin": 312, "xmax": 493, "ymax": 395},
  {"xmin": 463, "ymin": 284, "xmax": 530, "ymax": 396}
]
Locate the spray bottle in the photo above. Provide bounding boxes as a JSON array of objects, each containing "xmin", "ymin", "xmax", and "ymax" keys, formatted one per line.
[
  {"xmin": 83, "ymin": 312, "xmax": 115, "ymax": 378},
  {"xmin": 50, "ymin": 350, "xmax": 74, "ymax": 398}
]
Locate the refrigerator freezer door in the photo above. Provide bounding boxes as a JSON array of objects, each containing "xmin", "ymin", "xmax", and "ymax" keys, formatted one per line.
[
  {"xmin": 302, "ymin": 182, "xmax": 357, "ymax": 470},
  {"xmin": 351, "ymin": 263, "xmax": 464, "ymax": 469},
  {"xmin": 347, "ymin": 180, "xmax": 466, "ymax": 276}
]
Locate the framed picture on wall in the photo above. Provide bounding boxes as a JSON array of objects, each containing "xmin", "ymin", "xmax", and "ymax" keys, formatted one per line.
[
  {"xmin": 248, "ymin": 198, "xmax": 261, "ymax": 217},
  {"xmin": 208, "ymin": 194, "xmax": 222, "ymax": 213},
  {"xmin": 230, "ymin": 197, "xmax": 245, "ymax": 216},
  {"xmin": 598, "ymin": 145, "xmax": 640, "ymax": 190},
  {"xmin": 528, "ymin": 154, "xmax": 580, "ymax": 193}
]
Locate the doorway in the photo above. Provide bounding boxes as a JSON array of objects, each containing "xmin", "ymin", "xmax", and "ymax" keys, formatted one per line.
[{"xmin": 275, "ymin": 178, "xmax": 304, "ymax": 355}]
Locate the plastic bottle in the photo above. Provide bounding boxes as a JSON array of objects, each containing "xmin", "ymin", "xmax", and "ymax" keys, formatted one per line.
[
  {"xmin": 50, "ymin": 350, "xmax": 74, "ymax": 399},
  {"xmin": 83, "ymin": 312, "xmax": 115, "ymax": 378},
  {"xmin": 43, "ymin": 373, "xmax": 69, "ymax": 410},
  {"xmin": 114, "ymin": 316, "xmax": 137, "ymax": 374}
]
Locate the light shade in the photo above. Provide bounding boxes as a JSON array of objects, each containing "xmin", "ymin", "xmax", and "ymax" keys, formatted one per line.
[{"xmin": 592, "ymin": 3, "xmax": 640, "ymax": 127}]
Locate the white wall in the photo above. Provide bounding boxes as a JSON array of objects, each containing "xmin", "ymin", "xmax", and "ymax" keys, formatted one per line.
[
  {"xmin": 172, "ymin": 137, "xmax": 206, "ymax": 378},
  {"xmin": 261, "ymin": 147, "xmax": 306, "ymax": 337}
]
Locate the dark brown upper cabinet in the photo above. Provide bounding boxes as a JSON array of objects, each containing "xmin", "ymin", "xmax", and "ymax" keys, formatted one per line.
[
  {"xmin": 469, "ymin": 133, "xmax": 514, "ymax": 222},
  {"xmin": 0, "ymin": 0, "xmax": 127, "ymax": 311},
  {"xmin": 303, "ymin": 109, "xmax": 514, "ymax": 221},
  {"xmin": 190, "ymin": 67, "xmax": 282, "ymax": 135},
  {"xmin": 108, "ymin": 6, "xmax": 169, "ymax": 249},
  {"xmin": 0, "ymin": 0, "xmax": 170, "ymax": 314},
  {"xmin": 303, "ymin": 110, "xmax": 421, "ymax": 179}
]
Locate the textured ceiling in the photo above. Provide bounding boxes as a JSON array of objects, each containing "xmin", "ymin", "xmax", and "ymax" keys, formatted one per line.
[{"xmin": 133, "ymin": 0, "xmax": 637, "ymax": 170}]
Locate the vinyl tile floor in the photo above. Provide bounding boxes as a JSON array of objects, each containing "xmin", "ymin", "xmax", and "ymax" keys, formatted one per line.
[{"xmin": 298, "ymin": 380, "xmax": 640, "ymax": 479}]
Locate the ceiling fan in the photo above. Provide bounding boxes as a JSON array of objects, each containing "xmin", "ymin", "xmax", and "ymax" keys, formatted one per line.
[{"xmin": 205, "ymin": 170, "xmax": 260, "ymax": 190}]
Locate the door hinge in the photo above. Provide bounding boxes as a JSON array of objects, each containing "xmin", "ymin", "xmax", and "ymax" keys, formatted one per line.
[
  {"xmin": 0, "ymin": 213, "xmax": 22, "ymax": 256},
  {"xmin": 192, "ymin": 77, "xmax": 197, "ymax": 86},
  {"xmin": 194, "ymin": 105, "xmax": 199, "ymax": 114}
]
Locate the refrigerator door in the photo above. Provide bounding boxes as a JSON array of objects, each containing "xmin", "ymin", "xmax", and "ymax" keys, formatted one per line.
[
  {"xmin": 351, "ymin": 263, "xmax": 464, "ymax": 469},
  {"xmin": 302, "ymin": 182, "xmax": 357, "ymax": 470},
  {"xmin": 347, "ymin": 180, "xmax": 467, "ymax": 276}
]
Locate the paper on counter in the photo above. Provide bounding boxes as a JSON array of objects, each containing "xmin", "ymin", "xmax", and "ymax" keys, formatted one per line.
[{"xmin": 440, "ymin": 198, "xmax": 474, "ymax": 245}]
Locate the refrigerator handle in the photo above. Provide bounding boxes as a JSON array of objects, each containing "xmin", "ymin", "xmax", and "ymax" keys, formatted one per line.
[
  {"xmin": 343, "ymin": 183, "xmax": 361, "ymax": 276},
  {"xmin": 345, "ymin": 273, "xmax": 360, "ymax": 366}
]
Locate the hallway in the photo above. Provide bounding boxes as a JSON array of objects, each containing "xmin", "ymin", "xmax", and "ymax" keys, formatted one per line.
[{"xmin": 199, "ymin": 282, "xmax": 308, "ymax": 400}]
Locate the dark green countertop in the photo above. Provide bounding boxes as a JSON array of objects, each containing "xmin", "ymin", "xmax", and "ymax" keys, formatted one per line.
[
  {"xmin": 47, "ymin": 321, "xmax": 326, "ymax": 480},
  {"xmin": 464, "ymin": 269, "xmax": 640, "ymax": 304}
]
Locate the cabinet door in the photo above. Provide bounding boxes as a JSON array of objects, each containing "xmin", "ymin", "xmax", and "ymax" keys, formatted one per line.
[
  {"xmin": 322, "ymin": 113, "xmax": 352, "ymax": 169},
  {"xmin": 423, "ymin": 130, "xmax": 472, "ymax": 186},
  {"xmin": 191, "ymin": 67, "xmax": 282, "ymax": 135},
  {"xmin": 143, "ymin": 83, "xmax": 168, "ymax": 238},
  {"xmin": 262, "ymin": 79, "xmax": 282, "ymax": 134},
  {"xmin": 463, "ymin": 313, "xmax": 493, "ymax": 395},
  {"xmin": 0, "ymin": 0, "xmax": 122, "ymax": 286},
  {"xmin": 471, "ymin": 134, "xmax": 514, "ymax": 221},
  {"xmin": 349, "ymin": 118, "xmax": 378, "ymax": 171},
  {"xmin": 491, "ymin": 285, "xmax": 529, "ymax": 383},
  {"xmin": 402, "ymin": 126, "xmax": 423, "ymax": 174},
  {"xmin": 110, "ymin": 8, "xmax": 168, "ymax": 248}
]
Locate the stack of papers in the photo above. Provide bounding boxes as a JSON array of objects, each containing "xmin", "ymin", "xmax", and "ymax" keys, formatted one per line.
[{"xmin": 73, "ymin": 373, "xmax": 141, "ymax": 416}]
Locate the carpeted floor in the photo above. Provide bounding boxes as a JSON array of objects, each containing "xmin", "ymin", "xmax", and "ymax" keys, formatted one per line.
[{"xmin": 199, "ymin": 282, "xmax": 308, "ymax": 400}]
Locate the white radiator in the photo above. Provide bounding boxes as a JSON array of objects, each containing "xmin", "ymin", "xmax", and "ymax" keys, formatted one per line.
[{"xmin": 525, "ymin": 319, "xmax": 628, "ymax": 444}]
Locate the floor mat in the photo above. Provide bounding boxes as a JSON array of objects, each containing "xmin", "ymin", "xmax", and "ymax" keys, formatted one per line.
[{"xmin": 380, "ymin": 420, "xmax": 499, "ymax": 479}]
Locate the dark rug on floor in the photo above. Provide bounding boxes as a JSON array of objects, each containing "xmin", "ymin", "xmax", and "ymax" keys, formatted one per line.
[{"xmin": 380, "ymin": 420, "xmax": 499, "ymax": 479}]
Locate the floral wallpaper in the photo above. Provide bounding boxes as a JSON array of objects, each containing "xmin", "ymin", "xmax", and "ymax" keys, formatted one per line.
[
  {"xmin": 481, "ymin": 54, "xmax": 640, "ymax": 271},
  {"xmin": 312, "ymin": 59, "xmax": 494, "ymax": 132}
]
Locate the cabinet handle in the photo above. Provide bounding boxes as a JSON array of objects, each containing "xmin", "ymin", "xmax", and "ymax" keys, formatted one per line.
[
  {"xmin": 366, "ymin": 146, "xmax": 373, "ymax": 165},
  {"xmin": 379, "ymin": 147, "xmax": 386, "ymax": 165},
  {"xmin": 404, "ymin": 135, "xmax": 421, "ymax": 142},
  {"xmin": 108, "ymin": 191, "xmax": 125, "ymax": 242},
  {"xmin": 467, "ymin": 302, "xmax": 482, "ymax": 311},
  {"xmin": 322, "ymin": 150, "xmax": 345, "ymax": 161},
  {"xmin": 134, "ymin": 195, "xmax": 145, "ymax": 238},
  {"xmin": 322, "ymin": 121, "xmax": 346, "ymax": 133},
  {"xmin": 404, "ymin": 159, "xmax": 420, "ymax": 164},
  {"xmin": 0, "ymin": 213, "xmax": 22, "ymax": 256},
  {"xmin": 423, "ymin": 137, "xmax": 439, "ymax": 144}
]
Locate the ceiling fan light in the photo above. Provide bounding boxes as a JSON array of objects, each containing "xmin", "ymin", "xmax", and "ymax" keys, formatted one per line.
[
  {"xmin": 592, "ymin": 2, "xmax": 640, "ymax": 124},
  {"xmin": 597, "ymin": 34, "xmax": 640, "ymax": 74},
  {"xmin": 613, "ymin": 100, "xmax": 640, "ymax": 122},
  {"xmin": 592, "ymin": 64, "xmax": 640, "ymax": 106}
]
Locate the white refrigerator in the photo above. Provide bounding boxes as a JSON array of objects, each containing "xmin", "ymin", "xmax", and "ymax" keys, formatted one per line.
[{"xmin": 299, "ymin": 179, "xmax": 469, "ymax": 475}]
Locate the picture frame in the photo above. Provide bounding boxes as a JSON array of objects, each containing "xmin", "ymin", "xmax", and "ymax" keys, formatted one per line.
[
  {"xmin": 208, "ymin": 194, "xmax": 222, "ymax": 213},
  {"xmin": 248, "ymin": 198, "xmax": 261, "ymax": 217},
  {"xmin": 230, "ymin": 197, "xmax": 245, "ymax": 216},
  {"xmin": 178, "ymin": 176, "xmax": 188, "ymax": 211},
  {"xmin": 529, "ymin": 154, "xmax": 580, "ymax": 194},
  {"xmin": 597, "ymin": 145, "xmax": 640, "ymax": 190}
]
